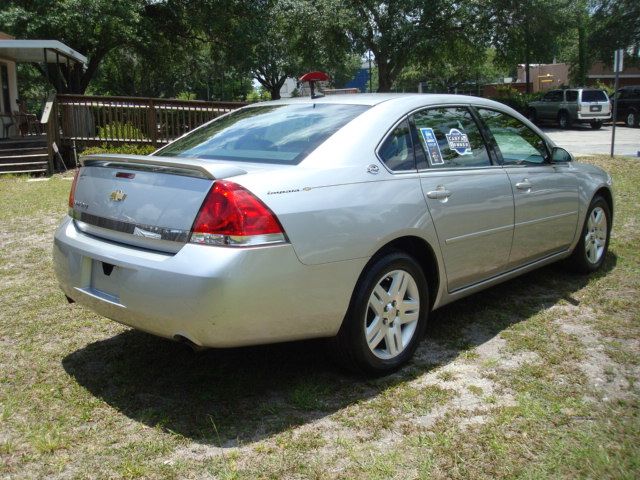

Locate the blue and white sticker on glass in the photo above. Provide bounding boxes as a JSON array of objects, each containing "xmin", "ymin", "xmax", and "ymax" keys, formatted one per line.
[
  {"xmin": 419, "ymin": 127, "xmax": 444, "ymax": 165},
  {"xmin": 445, "ymin": 128, "xmax": 472, "ymax": 155}
]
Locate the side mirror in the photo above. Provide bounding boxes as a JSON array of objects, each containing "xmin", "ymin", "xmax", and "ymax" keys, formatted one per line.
[{"xmin": 550, "ymin": 146, "xmax": 573, "ymax": 163}]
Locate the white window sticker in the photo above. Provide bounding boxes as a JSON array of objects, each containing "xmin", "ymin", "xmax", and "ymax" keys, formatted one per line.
[
  {"xmin": 445, "ymin": 128, "xmax": 472, "ymax": 155},
  {"xmin": 419, "ymin": 127, "xmax": 444, "ymax": 165}
]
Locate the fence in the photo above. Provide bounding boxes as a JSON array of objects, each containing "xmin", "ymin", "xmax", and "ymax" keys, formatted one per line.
[{"xmin": 53, "ymin": 94, "xmax": 248, "ymax": 149}]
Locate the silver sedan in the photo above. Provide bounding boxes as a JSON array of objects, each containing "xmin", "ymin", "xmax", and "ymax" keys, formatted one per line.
[{"xmin": 53, "ymin": 94, "xmax": 613, "ymax": 374}]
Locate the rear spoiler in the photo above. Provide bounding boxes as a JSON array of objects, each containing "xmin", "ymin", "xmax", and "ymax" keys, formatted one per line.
[{"xmin": 81, "ymin": 154, "xmax": 247, "ymax": 180}]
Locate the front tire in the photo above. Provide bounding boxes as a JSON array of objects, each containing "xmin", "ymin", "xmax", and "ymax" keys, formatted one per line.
[
  {"xmin": 590, "ymin": 120, "xmax": 603, "ymax": 130},
  {"xmin": 330, "ymin": 251, "xmax": 428, "ymax": 375},
  {"xmin": 558, "ymin": 111, "xmax": 571, "ymax": 129},
  {"xmin": 566, "ymin": 196, "xmax": 611, "ymax": 273},
  {"xmin": 527, "ymin": 108, "xmax": 537, "ymax": 124},
  {"xmin": 626, "ymin": 111, "xmax": 638, "ymax": 128}
]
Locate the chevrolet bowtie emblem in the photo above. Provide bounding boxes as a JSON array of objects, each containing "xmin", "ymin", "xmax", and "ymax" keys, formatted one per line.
[{"xmin": 109, "ymin": 189, "xmax": 127, "ymax": 202}]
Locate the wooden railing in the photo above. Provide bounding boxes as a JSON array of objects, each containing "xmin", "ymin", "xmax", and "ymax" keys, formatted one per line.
[{"xmin": 55, "ymin": 94, "xmax": 249, "ymax": 148}]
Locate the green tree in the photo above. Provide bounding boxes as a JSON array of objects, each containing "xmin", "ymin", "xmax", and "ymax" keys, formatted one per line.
[
  {"xmin": 340, "ymin": 1, "xmax": 478, "ymax": 92},
  {"xmin": 0, "ymin": 0, "xmax": 148, "ymax": 93},
  {"xmin": 588, "ymin": 0, "xmax": 640, "ymax": 65},
  {"xmin": 396, "ymin": 45, "xmax": 506, "ymax": 93},
  {"xmin": 490, "ymin": 0, "xmax": 570, "ymax": 93}
]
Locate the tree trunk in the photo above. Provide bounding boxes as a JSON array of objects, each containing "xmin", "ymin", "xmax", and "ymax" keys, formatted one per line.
[
  {"xmin": 524, "ymin": 48, "xmax": 531, "ymax": 94},
  {"xmin": 377, "ymin": 59, "xmax": 393, "ymax": 92},
  {"xmin": 269, "ymin": 87, "xmax": 281, "ymax": 100},
  {"xmin": 577, "ymin": 16, "xmax": 587, "ymax": 86}
]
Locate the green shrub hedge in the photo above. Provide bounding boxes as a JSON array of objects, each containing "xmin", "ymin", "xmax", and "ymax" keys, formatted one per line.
[
  {"xmin": 489, "ymin": 85, "xmax": 544, "ymax": 114},
  {"xmin": 97, "ymin": 121, "xmax": 145, "ymax": 140},
  {"xmin": 81, "ymin": 144, "xmax": 156, "ymax": 156}
]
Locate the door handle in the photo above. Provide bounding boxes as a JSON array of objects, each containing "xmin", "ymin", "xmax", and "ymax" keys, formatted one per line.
[
  {"xmin": 426, "ymin": 186, "xmax": 452, "ymax": 200},
  {"xmin": 515, "ymin": 179, "xmax": 532, "ymax": 191}
]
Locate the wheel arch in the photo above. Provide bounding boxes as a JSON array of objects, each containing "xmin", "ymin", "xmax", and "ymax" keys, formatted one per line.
[
  {"xmin": 364, "ymin": 235, "xmax": 440, "ymax": 311},
  {"xmin": 593, "ymin": 186, "xmax": 614, "ymax": 223}
]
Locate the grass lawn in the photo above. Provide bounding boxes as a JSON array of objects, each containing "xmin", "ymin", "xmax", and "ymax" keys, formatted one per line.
[{"xmin": 1, "ymin": 155, "xmax": 639, "ymax": 479}]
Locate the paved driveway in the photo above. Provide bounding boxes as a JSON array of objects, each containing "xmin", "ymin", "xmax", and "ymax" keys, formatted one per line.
[{"xmin": 541, "ymin": 124, "xmax": 639, "ymax": 157}]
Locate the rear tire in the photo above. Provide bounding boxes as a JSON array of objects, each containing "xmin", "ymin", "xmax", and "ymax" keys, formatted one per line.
[
  {"xmin": 626, "ymin": 111, "xmax": 638, "ymax": 128},
  {"xmin": 558, "ymin": 111, "xmax": 571, "ymax": 129},
  {"xmin": 590, "ymin": 120, "xmax": 603, "ymax": 130},
  {"xmin": 527, "ymin": 109, "xmax": 537, "ymax": 124},
  {"xmin": 330, "ymin": 251, "xmax": 428, "ymax": 375},
  {"xmin": 566, "ymin": 196, "xmax": 611, "ymax": 274}
]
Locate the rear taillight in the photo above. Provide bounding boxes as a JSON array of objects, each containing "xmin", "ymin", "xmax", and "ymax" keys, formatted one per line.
[
  {"xmin": 190, "ymin": 180, "xmax": 286, "ymax": 247},
  {"xmin": 68, "ymin": 169, "xmax": 80, "ymax": 211}
]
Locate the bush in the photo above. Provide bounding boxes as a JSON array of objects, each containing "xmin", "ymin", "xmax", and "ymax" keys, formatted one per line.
[
  {"xmin": 593, "ymin": 80, "xmax": 615, "ymax": 97},
  {"xmin": 81, "ymin": 143, "xmax": 156, "ymax": 156},
  {"xmin": 97, "ymin": 121, "xmax": 145, "ymax": 140},
  {"xmin": 490, "ymin": 85, "xmax": 544, "ymax": 114}
]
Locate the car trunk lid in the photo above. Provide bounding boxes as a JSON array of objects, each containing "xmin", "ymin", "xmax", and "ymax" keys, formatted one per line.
[{"xmin": 71, "ymin": 154, "xmax": 250, "ymax": 253}]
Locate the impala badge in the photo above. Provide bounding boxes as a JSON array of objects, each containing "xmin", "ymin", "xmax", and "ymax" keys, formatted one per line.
[
  {"xmin": 109, "ymin": 189, "xmax": 127, "ymax": 202},
  {"xmin": 133, "ymin": 226, "xmax": 161, "ymax": 239}
]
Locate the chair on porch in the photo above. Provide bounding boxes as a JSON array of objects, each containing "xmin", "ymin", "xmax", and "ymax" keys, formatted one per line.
[
  {"xmin": 0, "ymin": 114, "xmax": 13, "ymax": 139},
  {"xmin": 12, "ymin": 98, "xmax": 42, "ymax": 136}
]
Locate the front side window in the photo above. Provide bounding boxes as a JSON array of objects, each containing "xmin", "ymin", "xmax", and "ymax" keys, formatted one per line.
[
  {"xmin": 156, "ymin": 103, "xmax": 369, "ymax": 165},
  {"xmin": 544, "ymin": 90, "xmax": 562, "ymax": 102},
  {"xmin": 411, "ymin": 107, "xmax": 491, "ymax": 168},
  {"xmin": 477, "ymin": 108, "xmax": 549, "ymax": 165},
  {"xmin": 378, "ymin": 119, "xmax": 415, "ymax": 171}
]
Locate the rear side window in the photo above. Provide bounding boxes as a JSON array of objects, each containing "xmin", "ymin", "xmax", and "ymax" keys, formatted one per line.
[
  {"xmin": 476, "ymin": 108, "xmax": 548, "ymax": 165},
  {"xmin": 378, "ymin": 119, "xmax": 415, "ymax": 171},
  {"xmin": 156, "ymin": 103, "xmax": 369, "ymax": 164},
  {"xmin": 581, "ymin": 90, "xmax": 608, "ymax": 102},
  {"xmin": 411, "ymin": 107, "xmax": 491, "ymax": 168},
  {"xmin": 566, "ymin": 91, "xmax": 578, "ymax": 102}
]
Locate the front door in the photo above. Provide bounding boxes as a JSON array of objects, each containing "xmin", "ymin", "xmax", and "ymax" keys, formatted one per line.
[
  {"xmin": 412, "ymin": 106, "xmax": 515, "ymax": 292},
  {"xmin": 476, "ymin": 108, "xmax": 579, "ymax": 267}
]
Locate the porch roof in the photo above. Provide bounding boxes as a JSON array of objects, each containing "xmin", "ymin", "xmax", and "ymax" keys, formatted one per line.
[{"xmin": 0, "ymin": 40, "xmax": 87, "ymax": 66}]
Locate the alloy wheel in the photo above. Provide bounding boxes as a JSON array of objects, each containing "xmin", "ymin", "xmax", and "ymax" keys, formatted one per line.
[
  {"xmin": 584, "ymin": 206, "xmax": 607, "ymax": 264},
  {"xmin": 364, "ymin": 269, "xmax": 420, "ymax": 360}
]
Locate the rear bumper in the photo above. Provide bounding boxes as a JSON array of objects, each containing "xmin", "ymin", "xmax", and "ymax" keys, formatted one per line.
[
  {"xmin": 576, "ymin": 112, "xmax": 611, "ymax": 121},
  {"xmin": 53, "ymin": 216, "xmax": 365, "ymax": 347}
]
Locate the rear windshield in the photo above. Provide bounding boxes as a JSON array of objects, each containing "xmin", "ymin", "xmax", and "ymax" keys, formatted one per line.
[
  {"xmin": 156, "ymin": 103, "xmax": 369, "ymax": 164},
  {"xmin": 581, "ymin": 90, "xmax": 608, "ymax": 102}
]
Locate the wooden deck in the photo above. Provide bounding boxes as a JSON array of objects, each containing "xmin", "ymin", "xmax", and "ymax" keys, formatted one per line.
[{"xmin": 0, "ymin": 136, "xmax": 49, "ymax": 175}]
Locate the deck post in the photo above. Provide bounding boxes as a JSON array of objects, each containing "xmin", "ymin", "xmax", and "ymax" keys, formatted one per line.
[
  {"xmin": 146, "ymin": 99, "xmax": 157, "ymax": 147},
  {"xmin": 41, "ymin": 93, "xmax": 59, "ymax": 175}
]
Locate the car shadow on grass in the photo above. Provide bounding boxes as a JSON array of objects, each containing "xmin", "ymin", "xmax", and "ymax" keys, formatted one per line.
[{"xmin": 62, "ymin": 253, "xmax": 617, "ymax": 446}]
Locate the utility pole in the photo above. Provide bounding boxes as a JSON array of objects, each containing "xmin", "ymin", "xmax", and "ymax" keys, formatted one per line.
[
  {"xmin": 368, "ymin": 51, "xmax": 372, "ymax": 93},
  {"xmin": 610, "ymin": 49, "xmax": 623, "ymax": 157}
]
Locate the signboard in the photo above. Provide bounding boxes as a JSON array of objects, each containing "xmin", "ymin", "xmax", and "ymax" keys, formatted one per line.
[{"xmin": 614, "ymin": 49, "xmax": 624, "ymax": 73}]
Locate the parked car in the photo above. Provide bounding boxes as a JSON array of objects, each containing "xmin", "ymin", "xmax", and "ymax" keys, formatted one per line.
[
  {"xmin": 527, "ymin": 88, "xmax": 611, "ymax": 129},
  {"xmin": 54, "ymin": 94, "xmax": 613, "ymax": 375},
  {"xmin": 611, "ymin": 85, "xmax": 640, "ymax": 128}
]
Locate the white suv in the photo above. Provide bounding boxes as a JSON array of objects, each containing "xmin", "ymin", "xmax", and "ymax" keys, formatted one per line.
[{"xmin": 528, "ymin": 88, "xmax": 611, "ymax": 129}]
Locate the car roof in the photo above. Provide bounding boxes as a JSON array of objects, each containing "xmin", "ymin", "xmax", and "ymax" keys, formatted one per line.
[{"xmin": 255, "ymin": 93, "xmax": 509, "ymax": 109}]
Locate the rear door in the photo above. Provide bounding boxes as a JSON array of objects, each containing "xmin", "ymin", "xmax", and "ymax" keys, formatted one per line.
[
  {"xmin": 475, "ymin": 108, "xmax": 579, "ymax": 267},
  {"xmin": 413, "ymin": 106, "xmax": 514, "ymax": 292}
]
